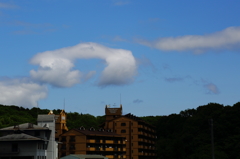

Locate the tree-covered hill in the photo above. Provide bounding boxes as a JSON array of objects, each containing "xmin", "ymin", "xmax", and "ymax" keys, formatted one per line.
[
  {"xmin": 1, "ymin": 102, "xmax": 240, "ymax": 158},
  {"xmin": 141, "ymin": 102, "xmax": 240, "ymax": 159},
  {"xmin": 0, "ymin": 104, "xmax": 104, "ymax": 130}
]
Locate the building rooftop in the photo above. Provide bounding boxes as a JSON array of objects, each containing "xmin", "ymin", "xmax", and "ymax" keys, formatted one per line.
[
  {"xmin": 0, "ymin": 123, "xmax": 49, "ymax": 131},
  {"xmin": 67, "ymin": 127, "xmax": 123, "ymax": 137},
  {"xmin": 37, "ymin": 114, "xmax": 55, "ymax": 122},
  {"xmin": 0, "ymin": 133, "xmax": 44, "ymax": 141},
  {"xmin": 60, "ymin": 154, "xmax": 108, "ymax": 159}
]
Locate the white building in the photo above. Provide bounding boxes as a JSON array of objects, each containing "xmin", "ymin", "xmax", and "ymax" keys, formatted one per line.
[{"xmin": 0, "ymin": 114, "xmax": 58, "ymax": 159}]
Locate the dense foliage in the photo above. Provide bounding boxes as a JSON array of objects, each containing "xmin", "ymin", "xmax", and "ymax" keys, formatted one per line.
[
  {"xmin": 1, "ymin": 102, "xmax": 240, "ymax": 158},
  {"xmin": 141, "ymin": 102, "xmax": 240, "ymax": 159}
]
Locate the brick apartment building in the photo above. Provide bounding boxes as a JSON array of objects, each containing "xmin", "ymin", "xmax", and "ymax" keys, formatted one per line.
[
  {"xmin": 102, "ymin": 105, "xmax": 157, "ymax": 159},
  {"xmin": 59, "ymin": 105, "xmax": 157, "ymax": 159}
]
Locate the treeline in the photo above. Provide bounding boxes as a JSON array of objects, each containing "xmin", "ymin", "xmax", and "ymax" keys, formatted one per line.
[
  {"xmin": 0, "ymin": 102, "xmax": 240, "ymax": 158},
  {"xmin": 141, "ymin": 102, "xmax": 240, "ymax": 159},
  {"xmin": 0, "ymin": 105, "xmax": 104, "ymax": 130}
]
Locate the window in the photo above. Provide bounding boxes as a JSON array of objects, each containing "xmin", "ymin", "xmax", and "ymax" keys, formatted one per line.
[
  {"xmin": 121, "ymin": 129, "xmax": 126, "ymax": 133},
  {"xmin": 12, "ymin": 143, "xmax": 18, "ymax": 152},
  {"xmin": 35, "ymin": 131, "xmax": 40, "ymax": 136},
  {"xmin": 61, "ymin": 153, "xmax": 66, "ymax": 157},
  {"xmin": 61, "ymin": 144, "xmax": 66, "ymax": 150},
  {"xmin": 61, "ymin": 136, "xmax": 66, "ymax": 142},
  {"xmin": 69, "ymin": 136, "xmax": 75, "ymax": 142},
  {"xmin": 70, "ymin": 144, "xmax": 75, "ymax": 150},
  {"xmin": 121, "ymin": 122, "xmax": 126, "ymax": 126}
]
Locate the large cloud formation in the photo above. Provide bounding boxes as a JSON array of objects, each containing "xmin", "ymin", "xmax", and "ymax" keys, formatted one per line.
[
  {"xmin": 0, "ymin": 43, "xmax": 137, "ymax": 107},
  {"xmin": 138, "ymin": 26, "xmax": 240, "ymax": 53},
  {"xmin": 0, "ymin": 78, "xmax": 47, "ymax": 107},
  {"xmin": 30, "ymin": 42, "xmax": 137, "ymax": 87}
]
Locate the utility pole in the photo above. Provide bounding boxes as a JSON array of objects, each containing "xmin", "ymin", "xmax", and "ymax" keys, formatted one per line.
[{"xmin": 209, "ymin": 119, "xmax": 215, "ymax": 159}]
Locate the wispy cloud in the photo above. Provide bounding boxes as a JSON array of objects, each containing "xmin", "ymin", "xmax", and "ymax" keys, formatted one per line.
[
  {"xmin": 164, "ymin": 75, "xmax": 220, "ymax": 95},
  {"xmin": 113, "ymin": 0, "xmax": 130, "ymax": 6},
  {"xmin": 204, "ymin": 83, "xmax": 219, "ymax": 94},
  {"xmin": 165, "ymin": 77, "xmax": 184, "ymax": 83},
  {"xmin": 9, "ymin": 21, "xmax": 56, "ymax": 35},
  {"xmin": 0, "ymin": 2, "xmax": 18, "ymax": 9},
  {"xmin": 137, "ymin": 56, "xmax": 157, "ymax": 74},
  {"xmin": 11, "ymin": 21, "xmax": 53, "ymax": 28},
  {"xmin": 137, "ymin": 26, "xmax": 240, "ymax": 53},
  {"xmin": 30, "ymin": 42, "xmax": 138, "ymax": 87},
  {"xmin": 133, "ymin": 99, "xmax": 143, "ymax": 104},
  {"xmin": 113, "ymin": 36, "xmax": 127, "ymax": 42}
]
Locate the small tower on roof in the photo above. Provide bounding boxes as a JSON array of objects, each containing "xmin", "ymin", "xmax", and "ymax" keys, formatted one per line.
[
  {"xmin": 48, "ymin": 110, "xmax": 68, "ymax": 140},
  {"xmin": 105, "ymin": 104, "xmax": 122, "ymax": 121}
]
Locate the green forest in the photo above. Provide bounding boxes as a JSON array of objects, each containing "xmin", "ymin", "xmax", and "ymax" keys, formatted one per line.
[{"xmin": 0, "ymin": 102, "xmax": 240, "ymax": 159}]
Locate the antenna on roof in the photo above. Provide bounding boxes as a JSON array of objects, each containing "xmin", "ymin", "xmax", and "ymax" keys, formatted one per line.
[
  {"xmin": 120, "ymin": 93, "xmax": 121, "ymax": 105},
  {"xmin": 36, "ymin": 101, "xmax": 38, "ymax": 115},
  {"xmin": 64, "ymin": 98, "xmax": 65, "ymax": 110}
]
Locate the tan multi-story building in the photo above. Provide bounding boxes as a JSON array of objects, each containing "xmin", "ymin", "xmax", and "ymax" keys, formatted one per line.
[
  {"xmin": 102, "ymin": 105, "xmax": 157, "ymax": 159},
  {"xmin": 59, "ymin": 127, "xmax": 126, "ymax": 158},
  {"xmin": 57, "ymin": 105, "xmax": 156, "ymax": 159}
]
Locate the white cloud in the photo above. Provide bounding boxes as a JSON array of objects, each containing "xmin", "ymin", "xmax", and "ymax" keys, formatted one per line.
[
  {"xmin": 30, "ymin": 42, "xmax": 137, "ymax": 87},
  {"xmin": 138, "ymin": 26, "xmax": 240, "ymax": 53},
  {"xmin": 0, "ymin": 78, "xmax": 48, "ymax": 107}
]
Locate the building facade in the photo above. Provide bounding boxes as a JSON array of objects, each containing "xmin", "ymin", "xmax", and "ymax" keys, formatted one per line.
[
  {"xmin": 0, "ymin": 123, "xmax": 51, "ymax": 159},
  {"xmin": 37, "ymin": 114, "xmax": 58, "ymax": 159},
  {"xmin": 102, "ymin": 105, "xmax": 157, "ymax": 159},
  {"xmin": 59, "ymin": 127, "xmax": 126, "ymax": 159},
  {"xmin": 0, "ymin": 110, "xmax": 66, "ymax": 159}
]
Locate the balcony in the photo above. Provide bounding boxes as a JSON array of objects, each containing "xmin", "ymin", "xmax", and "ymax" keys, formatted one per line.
[
  {"xmin": 139, "ymin": 152, "xmax": 149, "ymax": 156},
  {"xmin": 69, "ymin": 139, "xmax": 76, "ymax": 142},
  {"xmin": 0, "ymin": 148, "xmax": 20, "ymax": 155},
  {"xmin": 106, "ymin": 155, "xmax": 125, "ymax": 159},
  {"xmin": 138, "ymin": 138, "xmax": 143, "ymax": 142},
  {"xmin": 60, "ymin": 139, "xmax": 66, "ymax": 142},
  {"xmin": 117, "ymin": 148, "xmax": 122, "ymax": 151},
  {"xmin": 105, "ymin": 140, "xmax": 114, "ymax": 144},
  {"xmin": 60, "ymin": 146, "xmax": 66, "ymax": 150},
  {"xmin": 105, "ymin": 148, "xmax": 114, "ymax": 151},
  {"xmin": 138, "ymin": 131, "xmax": 143, "ymax": 135},
  {"xmin": 105, "ymin": 155, "xmax": 114, "ymax": 159},
  {"xmin": 138, "ymin": 145, "xmax": 144, "ymax": 149},
  {"xmin": 87, "ymin": 147, "xmax": 96, "ymax": 151},
  {"xmin": 87, "ymin": 139, "xmax": 96, "ymax": 143}
]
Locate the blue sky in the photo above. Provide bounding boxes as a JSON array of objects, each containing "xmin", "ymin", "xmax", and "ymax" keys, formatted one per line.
[{"xmin": 1, "ymin": 0, "xmax": 240, "ymax": 116}]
